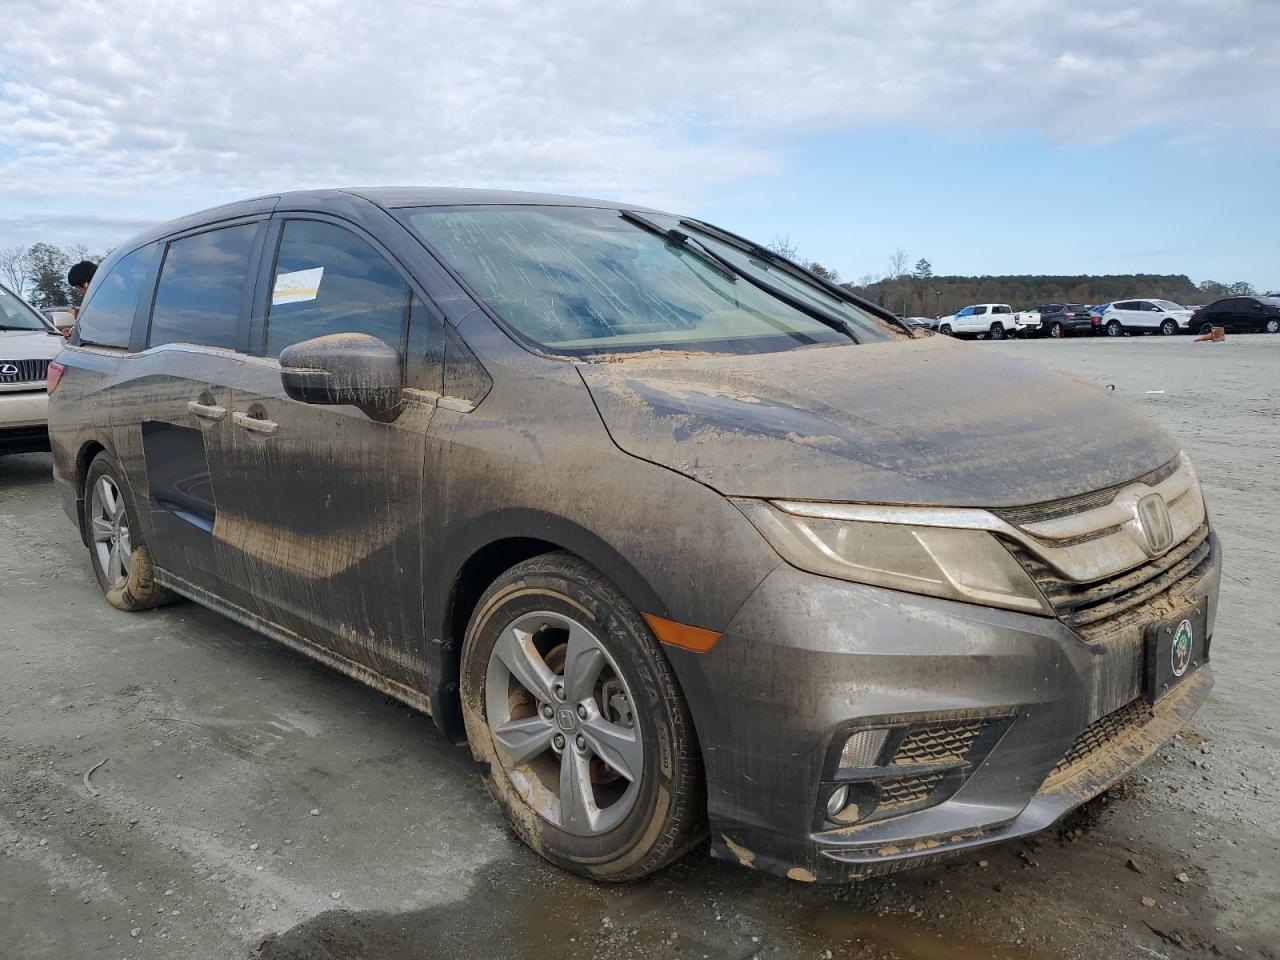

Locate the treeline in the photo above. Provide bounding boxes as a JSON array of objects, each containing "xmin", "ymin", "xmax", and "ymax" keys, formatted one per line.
[
  {"xmin": 1, "ymin": 243, "xmax": 106, "ymax": 308},
  {"xmin": 842, "ymin": 272, "xmax": 1260, "ymax": 318}
]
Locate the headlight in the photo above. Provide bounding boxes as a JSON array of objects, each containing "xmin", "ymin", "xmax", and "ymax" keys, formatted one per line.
[{"xmin": 739, "ymin": 501, "xmax": 1051, "ymax": 615}]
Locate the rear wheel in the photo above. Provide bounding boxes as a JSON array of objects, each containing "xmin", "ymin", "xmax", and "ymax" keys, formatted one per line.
[
  {"xmin": 989, "ymin": 323, "xmax": 1006, "ymax": 340},
  {"xmin": 1199, "ymin": 322, "xmax": 1213, "ymax": 336},
  {"xmin": 1160, "ymin": 318, "xmax": 1178, "ymax": 335},
  {"xmin": 1105, "ymin": 319, "xmax": 1123, "ymax": 337},
  {"xmin": 84, "ymin": 454, "xmax": 176, "ymax": 611},
  {"xmin": 460, "ymin": 551, "xmax": 704, "ymax": 881}
]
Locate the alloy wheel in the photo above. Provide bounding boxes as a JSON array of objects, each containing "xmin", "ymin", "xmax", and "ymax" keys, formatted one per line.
[
  {"xmin": 1106, "ymin": 320, "xmax": 1122, "ymax": 337},
  {"xmin": 1161, "ymin": 319, "xmax": 1177, "ymax": 335},
  {"xmin": 90, "ymin": 476, "xmax": 132, "ymax": 588},
  {"xmin": 484, "ymin": 610, "xmax": 642, "ymax": 836},
  {"xmin": 1267, "ymin": 319, "xmax": 1279, "ymax": 334}
]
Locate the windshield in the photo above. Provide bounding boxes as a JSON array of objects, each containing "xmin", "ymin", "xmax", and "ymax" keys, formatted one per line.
[
  {"xmin": 404, "ymin": 205, "xmax": 878, "ymax": 357},
  {"xmin": 1151, "ymin": 300, "xmax": 1185, "ymax": 311},
  {"xmin": 0, "ymin": 284, "xmax": 52, "ymax": 332}
]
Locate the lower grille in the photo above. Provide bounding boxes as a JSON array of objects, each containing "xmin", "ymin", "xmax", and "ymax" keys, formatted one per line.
[
  {"xmin": 891, "ymin": 719, "xmax": 989, "ymax": 766},
  {"xmin": 1048, "ymin": 698, "xmax": 1152, "ymax": 781},
  {"xmin": 0, "ymin": 358, "xmax": 50, "ymax": 384},
  {"xmin": 878, "ymin": 772, "xmax": 946, "ymax": 809}
]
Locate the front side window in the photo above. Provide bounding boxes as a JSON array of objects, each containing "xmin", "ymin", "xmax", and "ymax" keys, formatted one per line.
[
  {"xmin": 404, "ymin": 205, "xmax": 866, "ymax": 358},
  {"xmin": 77, "ymin": 244, "xmax": 157, "ymax": 348},
  {"xmin": 150, "ymin": 224, "xmax": 258, "ymax": 350},
  {"xmin": 264, "ymin": 220, "xmax": 410, "ymax": 358},
  {"xmin": 956, "ymin": 307, "xmax": 973, "ymax": 317},
  {"xmin": 974, "ymin": 306, "xmax": 988, "ymax": 315}
]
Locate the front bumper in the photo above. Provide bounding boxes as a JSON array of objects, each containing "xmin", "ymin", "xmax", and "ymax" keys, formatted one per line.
[
  {"xmin": 669, "ymin": 538, "xmax": 1220, "ymax": 882},
  {"xmin": 0, "ymin": 390, "xmax": 50, "ymax": 453}
]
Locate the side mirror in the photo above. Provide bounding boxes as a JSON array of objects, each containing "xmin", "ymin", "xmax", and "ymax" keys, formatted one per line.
[{"xmin": 278, "ymin": 333, "xmax": 403, "ymax": 421}]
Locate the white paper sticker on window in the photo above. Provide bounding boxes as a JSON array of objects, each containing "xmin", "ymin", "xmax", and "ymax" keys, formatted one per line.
[{"xmin": 272, "ymin": 267, "xmax": 324, "ymax": 305}]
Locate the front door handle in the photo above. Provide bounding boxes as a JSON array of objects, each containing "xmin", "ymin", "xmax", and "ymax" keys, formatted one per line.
[
  {"xmin": 232, "ymin": 411, "xmax": 279, "ymax": 436},
  {"xmin": 187, "ymin": 399, "xmax": 227, "ymax": 421}
]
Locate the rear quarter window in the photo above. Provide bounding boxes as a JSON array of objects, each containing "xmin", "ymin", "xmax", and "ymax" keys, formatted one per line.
[{"xmin": 76, "ymin": 244, "xmax": 158, "ymax": 348}]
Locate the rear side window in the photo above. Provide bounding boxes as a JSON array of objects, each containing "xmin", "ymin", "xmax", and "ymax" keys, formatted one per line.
[
  {"xmin": 264, "ymin": 220, "xmax": 410, "ymax": 358},
  {"xmin": 149, "ymin": 224, "xmax": 259, "ymax": 350},
  {"xmin": 992, "ymin": 305, "xmax": 1011, "ymax": 314},
  {"xmin": 77, "ymin": 244, "xmax": 156, "ymax": 348}
]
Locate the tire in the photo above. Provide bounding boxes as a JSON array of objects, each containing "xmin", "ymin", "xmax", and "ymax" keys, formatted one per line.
[
  {"xmin": 1049, "ymin": 321, "xmax": 1064, "ymax": 339},
  {"xmin": 989, "ymin": 323, "xmax": 1005, "ymax": 340},
  {"xmin": 940, "ymin": 324, "xmax": 953, "ymax": 336},
  {"xmin": 83, "ymin": 453, "xmax": 177, "ymax": 611},
  {"xmin": 1266, "ymin": 318, "xmax": 1279, "ymax": 334},
  {"xmin": 1160, "ymin": 319, "xmax": 1178, "ymax": 336},
  {"xmin": 1199, "ymin": 322, "xmax": 1213, "ymax": 336},
  {"xmin": 460, "ymin": 551, "xmax": 704, "ymax": 881},
  {"xmin": 1105, "ymin": 319, "xmax": 1123, "ymax": 337}
]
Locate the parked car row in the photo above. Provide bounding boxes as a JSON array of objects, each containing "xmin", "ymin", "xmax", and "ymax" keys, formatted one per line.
[{"xmin": 931, "ymin": 295, "xmax": 1280, "ymax": 340}]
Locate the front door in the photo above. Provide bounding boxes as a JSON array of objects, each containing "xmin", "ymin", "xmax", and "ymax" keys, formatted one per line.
[{"xmin": 215, "ymin": 216, "xmax": 446, "ymax": 688}]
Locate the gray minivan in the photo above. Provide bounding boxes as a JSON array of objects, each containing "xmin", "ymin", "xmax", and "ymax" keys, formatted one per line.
[{"xmin": 48, "ymin": 188, "xmax": 1221, "ymax": 883}]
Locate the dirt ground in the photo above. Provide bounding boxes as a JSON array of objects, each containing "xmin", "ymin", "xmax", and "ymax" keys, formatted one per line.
[{"xmin": 1, "ymin": 335, "xmax": 1277, "ymax": 960}]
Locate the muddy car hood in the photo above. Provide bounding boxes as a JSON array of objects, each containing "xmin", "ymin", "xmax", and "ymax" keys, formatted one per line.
[{"xmin": 577, "ymin": 336, "xmax": 1180, "ymax": 507}]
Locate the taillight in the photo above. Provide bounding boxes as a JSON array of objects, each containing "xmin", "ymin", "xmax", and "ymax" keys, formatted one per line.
[{"xmin": 46, "ymin": 359, "xmax": 66, "ymax": 395}]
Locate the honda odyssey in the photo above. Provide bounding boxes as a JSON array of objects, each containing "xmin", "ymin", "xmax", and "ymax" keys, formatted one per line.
[{"xmin": 47, "ymin": 188, "xmax": 1221, "ymax": 882}]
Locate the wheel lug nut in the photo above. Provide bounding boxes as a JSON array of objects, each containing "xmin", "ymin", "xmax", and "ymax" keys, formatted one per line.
[
  {"xmin": 576, "ymin": 704, "xmax": 588, "ymax": 720},
  {"xmin": 553, "ymin": 684, "xmax": 566, "ymax": 701},
  {"xmin": 575, "ymin": 734, "xmax": 586, "ymax": 751},
  {"xmin": 541, "ymin": 704, "xmax": 553, "ymax": 719},
  {"xmin": 553, "ymin": 734, "xmax": 565, "ymax": 750}
]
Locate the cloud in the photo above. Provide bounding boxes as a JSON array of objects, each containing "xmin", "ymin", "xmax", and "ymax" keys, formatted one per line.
[{"xmin": 0, "ymin": 0, "xmax": 1275, "ymax": 250}]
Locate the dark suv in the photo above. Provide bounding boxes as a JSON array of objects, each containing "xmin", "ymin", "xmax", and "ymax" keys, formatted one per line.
[
  {"xmin": 47, "ymin": 188, "xmax": 1220, "ymax": 884},
  {"xmin": 1034, "ymin": 303, "xmax": 1094, "ymax": 338},
  {"xmin": 1191, "ymin": 296, "xmax": 1280, "ymax": 334}
]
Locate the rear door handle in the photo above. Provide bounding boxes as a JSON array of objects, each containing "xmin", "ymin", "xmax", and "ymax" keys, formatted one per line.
[
  {"xmin": 232, "ymin": 411, "xmax": 279, "ymax": 436},
  {"xmin": 187, "ymin": 399, "xmax": 227, "ymax": 421}
]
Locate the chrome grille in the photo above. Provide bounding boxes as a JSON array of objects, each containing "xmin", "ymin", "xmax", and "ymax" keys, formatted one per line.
[
  {"xmin": 0, "ymin": 359, "xmax": 50, "ymax": 384},
  {"xmin": 1008, "ymin": 523, "xmax": 1213, "ymax": 640},
  {"xmin": 1047, "ymin": 698, "xmax": 1152, "ymax": 781},
  {"xmin": 993, "ymin": 457, "xmax": 1180, "ymax": 526},
  {"xmin": 878, "ymin": 772, "xmax": 946, "ymax": 809},
  {"xmin": 890, "ymin": 719, "xmax": 989, "ymax": 766}
]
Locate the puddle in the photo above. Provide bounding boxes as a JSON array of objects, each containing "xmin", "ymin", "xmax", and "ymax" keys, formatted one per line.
[{"xmin": 256, "ymin": 854, "xmax": 1055, "ymax": 960}]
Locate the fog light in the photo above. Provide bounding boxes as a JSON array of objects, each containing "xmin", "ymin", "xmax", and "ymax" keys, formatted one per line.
[
  {"xmin": 839, "ymin": 729, "xmax": 889, "ymax": 768},
  {"xmin": 826, "ymin": 784, "xmax": 849, "ymax": 819}
]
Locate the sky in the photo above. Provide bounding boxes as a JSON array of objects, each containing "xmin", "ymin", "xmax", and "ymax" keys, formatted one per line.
[{"xmin": 1, "ymin": 0, "xmax": 1277, "ymax": 289}]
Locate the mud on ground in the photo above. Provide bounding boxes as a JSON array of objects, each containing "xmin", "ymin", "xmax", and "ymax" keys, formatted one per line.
[{"xmin": 1, "ymin": 334, "xmax": 1277, "ymax": 959}]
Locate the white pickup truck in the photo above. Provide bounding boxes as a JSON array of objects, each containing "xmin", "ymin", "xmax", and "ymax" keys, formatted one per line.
[{"xmin": 937, "ymin": 303, "xmax": 1033, "ymax": 340}]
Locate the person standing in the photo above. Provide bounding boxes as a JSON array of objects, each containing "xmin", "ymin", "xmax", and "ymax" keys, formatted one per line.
[{"xmin": 65, "ymin": 260, "xmax": 98, "ymax": 337}]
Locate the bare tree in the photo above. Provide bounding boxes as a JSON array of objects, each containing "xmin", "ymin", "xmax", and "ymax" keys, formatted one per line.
[
  {"xmin": 767, "ymin": 234, "xmax": 800, "ymax": 261},
  {"xmin": 0, "ymin": 245, "xmax": 27, "ymax": 294},
  {"xmin": 888, "ymin": 248, "xmax": 909, "ymax": 279}
]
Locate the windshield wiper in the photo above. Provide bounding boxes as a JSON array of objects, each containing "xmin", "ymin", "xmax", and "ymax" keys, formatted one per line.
[
  {"xmin": 620, "ymin": 210, "xmax": 859, "ymax": 343},
  {"xmin": 0, "ymin": 324, "xmax": 45, "ymax": 332},
  {"xmin": 619, "ymin": 210, "xmax": 738, "ymax": 283}
]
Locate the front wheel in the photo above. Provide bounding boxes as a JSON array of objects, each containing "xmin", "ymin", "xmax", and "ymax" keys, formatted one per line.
[
  {"xmin": 1160, "ymin": 318, "xmax": 1178, "ymax": 335},
  {"xmin": 1105, "ymin": 319, "xmax": 1123, "ymax": 337},
  {"xmin": 1199, "ymin": 322, "xmax": 1213, "ymax": 336},
  {"xmin": 940, "ymin": 324, "xmax": 953, "ymax": 336},
  {"xmin": 1049, "ymin": 321, "xmax": 1064, "ymax": 339},
  {"xmin": 460, "ymin": 551, "xmax": 704, "ymax": 881},
  {"xmin": 1266, "ymin": 318, "xmax": 1279, "ymax": 334},
  {"xmin": 83, "ymin": 453, "xmax": 177, "ymax": 611}
]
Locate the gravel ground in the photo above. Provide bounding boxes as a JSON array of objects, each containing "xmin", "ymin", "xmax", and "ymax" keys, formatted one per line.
[{"xmin": 1, "ymin": 334, "xmax": 1276, "ymax": 959}]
